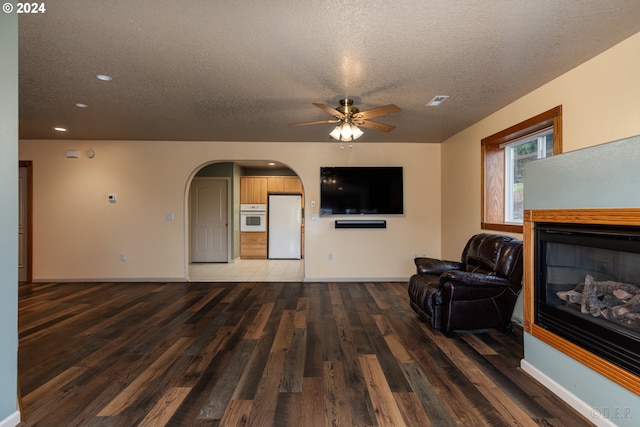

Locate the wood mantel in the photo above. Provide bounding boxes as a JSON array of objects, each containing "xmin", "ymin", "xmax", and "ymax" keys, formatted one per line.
[{"xmin": 523, "ymin": 208, "xmax": 640, "ymax": 396}]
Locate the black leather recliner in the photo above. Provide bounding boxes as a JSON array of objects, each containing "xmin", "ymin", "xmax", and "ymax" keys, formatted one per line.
[{"xmin": 408, "ymin": 233, "xmax": 523, "ymax": 331}]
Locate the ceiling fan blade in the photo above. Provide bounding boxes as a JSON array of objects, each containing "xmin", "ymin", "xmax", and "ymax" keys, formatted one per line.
[
  {"xmin": 357, "ymin": 104, "xmax": 400, "ymax": 120},
  {"xmin": 358, "ymin": 120, "xmax": 396, "ymax": 132},
  {"xmin": 289, "ymin": 119, "xmax": 340, "ymax": 127},
  {"xmin": 313, "ymin": 103, "xmax": 345, "ymax": 118}
]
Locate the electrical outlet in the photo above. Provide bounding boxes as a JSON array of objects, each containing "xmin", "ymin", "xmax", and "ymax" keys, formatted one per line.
[
  {"xmin": 120, "ymin": 253, "xmax": 126, "ymax": 262},
  {"xmin": 328, "ymin": 253, "xmax": 333, "ymax": 261}
]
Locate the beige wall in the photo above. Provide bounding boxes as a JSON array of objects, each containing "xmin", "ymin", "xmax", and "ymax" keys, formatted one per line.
[
  {"xmin": 441, "ymin": 31, "xmax": 640, "ymax": 259},
  {"xmin": 19, "ymin": 140, "xmax": 441, "ymax": 282},
  {"xmin": 21, "ymin": 30, "xmax": 640, "ymax": 281}
]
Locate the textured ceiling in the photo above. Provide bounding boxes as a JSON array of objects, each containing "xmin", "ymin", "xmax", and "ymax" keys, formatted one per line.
[{"xmin": 18, "ymin": 0, "xmax": 640, "ymax": 143}]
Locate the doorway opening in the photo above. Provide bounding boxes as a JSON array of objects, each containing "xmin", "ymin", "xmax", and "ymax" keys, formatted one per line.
[
  {"xmin": 19, "ymin": 161, "xmax": 33, "ymax": 284},
  {"xmin": 187, "ymin": 160, "xmax": 304, "ymax": 282}
]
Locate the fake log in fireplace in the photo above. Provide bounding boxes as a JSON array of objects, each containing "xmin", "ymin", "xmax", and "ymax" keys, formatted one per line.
[
  {"xmin": 556, "ymin": 275, "xmax": 640, "ymax": 330},
  {"xmin": 524, "ymin": 209, "xmax": 640, "ymax": 395}
]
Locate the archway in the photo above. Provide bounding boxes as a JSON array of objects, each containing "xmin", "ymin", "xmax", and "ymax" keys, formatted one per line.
[{"xmin": 185, "ymin": 160, "xmax": 305, "ymax": 282}]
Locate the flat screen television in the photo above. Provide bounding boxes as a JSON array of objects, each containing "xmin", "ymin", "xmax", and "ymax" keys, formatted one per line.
[{"xmin": 320, "ymin": 166, "xmax": 403, "ymax": 215}]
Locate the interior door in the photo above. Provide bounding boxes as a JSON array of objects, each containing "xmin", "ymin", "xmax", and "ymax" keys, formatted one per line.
[{"xmin": 190, "ymin": 178, "xmax": 228, "ymax": 262}]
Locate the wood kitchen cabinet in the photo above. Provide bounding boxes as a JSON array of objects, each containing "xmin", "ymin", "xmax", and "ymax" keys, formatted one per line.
[
  {"xmin": 283, "ymin": 177, "xmax": 303, "ymax": 198},
  {"xmin": 267, "ymin": 176, "xmax": 284, "ymax": 193},
  {"xmin": 267, "ymin": 176, "xmax": 303, "ymax": 195},
  {"xmin": 240, "ymin": 232, "xmax": 267, "ymax": 259},
  {"xmin": 244, "ymin": 176, "xmax": 303, "ymax": 203},
  {"xmin": 240, "ymin": 177, "xmax": 267, "ymax": 204}
]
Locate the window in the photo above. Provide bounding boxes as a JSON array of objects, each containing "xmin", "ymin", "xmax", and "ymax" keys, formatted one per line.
[
  {"xmin": 481, "ymin": 106, "xmax": 562, "ymax": 233},
  {"xmin": 504, "ymin": 128, "xmax": 554, "ymax": 223}
]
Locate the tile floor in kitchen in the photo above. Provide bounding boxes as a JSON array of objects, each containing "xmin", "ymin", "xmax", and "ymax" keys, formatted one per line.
[{"xmin": 189, "ymin": 259, "xmax": 304, "ymax": 282}]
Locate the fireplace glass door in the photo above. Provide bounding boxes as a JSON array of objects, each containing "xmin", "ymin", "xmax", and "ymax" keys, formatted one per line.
[{"xmin": 535, "ymin": 223, "xmax": 640, "ymax": 377}]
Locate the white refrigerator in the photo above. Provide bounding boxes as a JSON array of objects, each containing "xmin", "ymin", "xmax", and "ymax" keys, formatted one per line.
[{"xmin": 268, "ymin": 194, "xmax": 302, "ymax": 259}]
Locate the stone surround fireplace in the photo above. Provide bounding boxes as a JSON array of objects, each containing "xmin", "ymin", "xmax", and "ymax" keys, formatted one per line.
[{"xmin": 524, "ymin": 208, "xmax": 640, "ymax": 395}]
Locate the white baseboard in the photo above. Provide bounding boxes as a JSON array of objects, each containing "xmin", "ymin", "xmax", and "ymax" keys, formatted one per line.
[
  {"xmin": 33, "ymin": 277, "xmax": 186, "ymax": 283},
  {"xmin": 0, "ymin": 410, "xmax": 20, "ymax": 427},
  {"xmin": 303, "ymin": 277, "xmax": 408, "ymax": 283},
  {"xmin": 520, "ymin": 360, "xmax": 615, "ymax": 427}
]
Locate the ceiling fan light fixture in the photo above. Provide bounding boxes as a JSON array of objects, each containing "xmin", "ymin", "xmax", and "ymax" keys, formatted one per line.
[
  {"xmin": 340, "ymin": 123, "xmax": 353, "ymax": 140},
  {"xmin": 351, "ymin": 125, "xmax": 364, "ymax": 140},
  {"xmin": 330, "ymin": 121, "xmax": 363, "ymax": 142},
  {"xmin": 293, "ymin": 98, "xmax": 398, "ymax": 141},
  {"xmin": 330, "ymin": 125, "xmax": 342, "ymax": 140}
]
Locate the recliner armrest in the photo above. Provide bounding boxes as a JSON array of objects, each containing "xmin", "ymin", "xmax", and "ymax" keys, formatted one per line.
[
  {"xmin": 440, "ymin": 270, "xmax": 512, "ymax": 300},
  {"xmin": 441, "ymin": 270, "xmax": 511, "ymax": 287},
  {"xmin": 414, "ymin": 257, "xmax": 465, "ymax": 275}
]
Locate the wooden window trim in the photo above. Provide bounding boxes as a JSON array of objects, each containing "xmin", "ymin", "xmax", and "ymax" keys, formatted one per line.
[{"xmin": 481, "ymin": 106, "xmax": 563, "ymax": 233}]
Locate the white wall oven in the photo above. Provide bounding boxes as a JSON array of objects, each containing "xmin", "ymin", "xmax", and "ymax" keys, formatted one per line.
[{"xmin": 240, "ymin": 204, "xmax": 267, "ymax": 232}]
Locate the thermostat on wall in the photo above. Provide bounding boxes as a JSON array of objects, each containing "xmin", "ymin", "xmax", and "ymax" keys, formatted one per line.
[{"xmin": 108, "ymin": 194, "xmax": 117, "ymax": 202}]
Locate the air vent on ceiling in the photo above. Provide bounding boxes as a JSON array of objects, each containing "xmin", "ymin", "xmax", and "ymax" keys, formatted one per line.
[{"xmin": 427, "ymin": 95, "xmax": 449, "ymax": 107}]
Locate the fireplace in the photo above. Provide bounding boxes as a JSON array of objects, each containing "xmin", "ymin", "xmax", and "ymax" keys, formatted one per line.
[
  {"xmin": 535, "ymin": 222, "xmax": 640, "ymax": 376},
  {"xmin": 524, "ymin": 208, "xmax": 640, "ymax": 395}
]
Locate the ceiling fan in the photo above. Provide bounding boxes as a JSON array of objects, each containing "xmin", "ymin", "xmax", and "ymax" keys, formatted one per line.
[{"xmin": 289, "ymin": 98, "xmax": 400, "ymax": 141}]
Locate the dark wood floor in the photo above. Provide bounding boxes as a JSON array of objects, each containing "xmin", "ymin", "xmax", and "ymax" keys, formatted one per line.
[{"xmin": 18, "ymin": 281, "xmax": 592, "ymax": 426}]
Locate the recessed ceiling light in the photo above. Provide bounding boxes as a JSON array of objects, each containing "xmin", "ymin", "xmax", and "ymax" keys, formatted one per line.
[
  {"xmin": 53, "ymin": 127, "xmax": 67, "ymax": 132},
  {"xmin": 75, "ymin": 103, "xmax": 88, "ymax": 108},
  {"xmin": 96, "ymin": 74, "xmax": 112, "ymax": 81},
  {"xmin": 268, "ymin": 162, "xmax": 276, "ymax": 166},
  {"xmin": 427, "ymin": 95, "xmax": 449, "ymax": 107}
]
